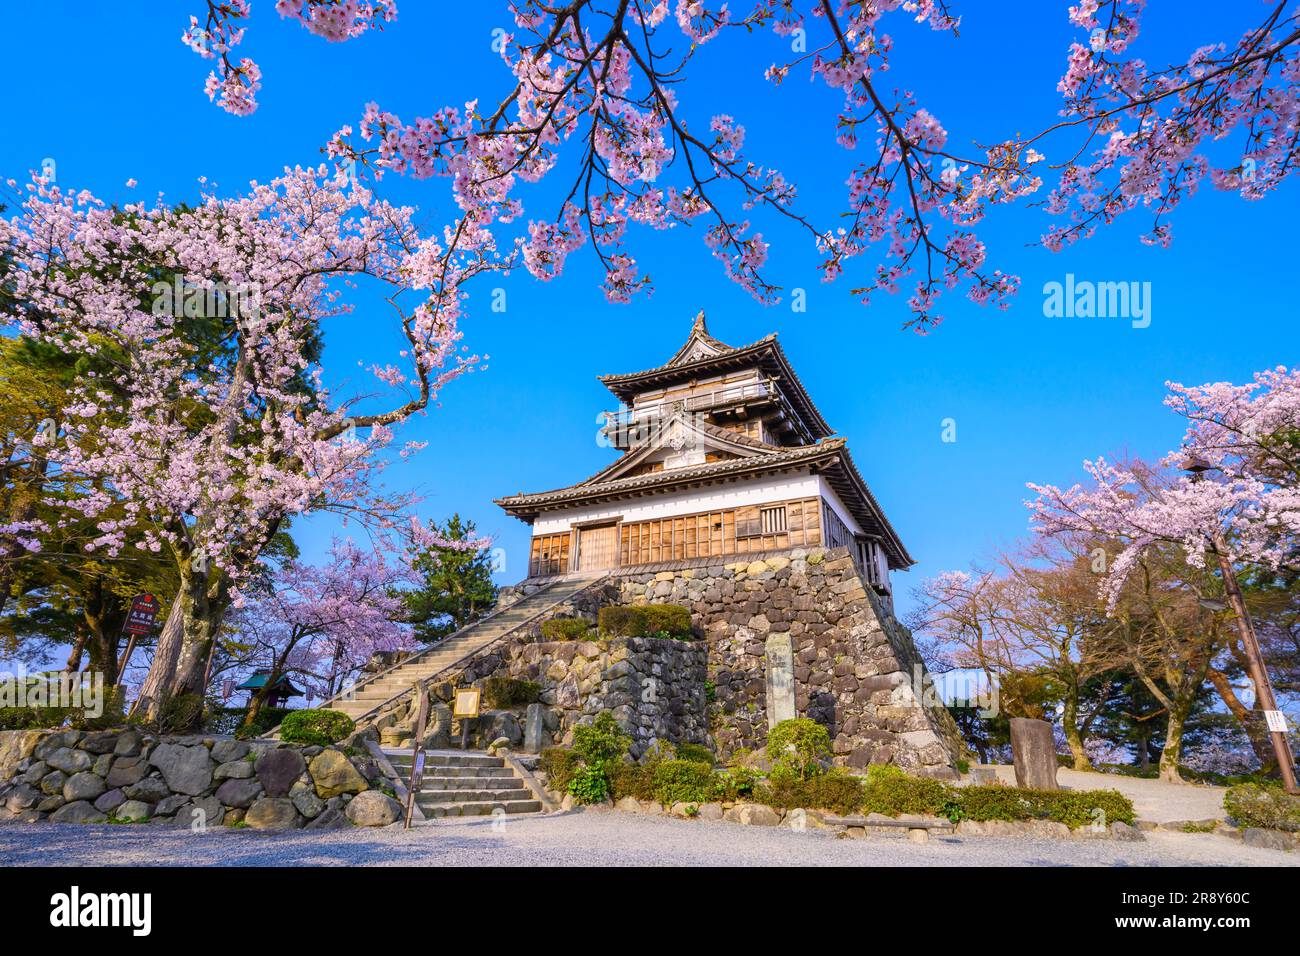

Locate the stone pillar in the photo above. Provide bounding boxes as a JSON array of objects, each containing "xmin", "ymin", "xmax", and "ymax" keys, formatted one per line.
[
  {"xmin": 1009, "ymin": 717, "xmax": 1059, "ymax": 790},
  {"xmin": 765, "ymin": 633, "xmax": 796, "ymax": 729},
  {"xmin": 523, "ymin": 703, "xmax": 546, "ymax": 754}
]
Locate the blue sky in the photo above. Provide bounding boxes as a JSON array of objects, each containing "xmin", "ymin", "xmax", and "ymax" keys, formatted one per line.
[{"xmin": 1, "ymin": 2, "xmax": 1294, "ymax": 622}]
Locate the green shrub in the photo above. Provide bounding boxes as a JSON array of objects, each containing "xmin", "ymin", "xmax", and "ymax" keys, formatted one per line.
[
  {"xmin": 766, "ymin": 718, "xmax": 831, "ymax": 780},
  {"xmin": 540, "ymin": 617, "xmax": 594, "ymax": 642},
  {"xmin": 642, "ymin": 604, "xmax": 692, "ymax": 639},
  {"xmin": 1224, "ymin": 783, "xmax": 1300, "ymax": 832},
  {"xmin": 859, "ymin": 764, "xmax": 951, "ymax": 816},
  {"xmin": 953, "ymin": 783, "xmax": 1135, "ymax": 827},
  {"xmin": 606, "ymin": 760, "xmax": 657, "ymax": 801},
  {"xmin": 482, "ymin": 677, "xmax": 541, "ymax": 708},
  {"xmin": 652, "ymin": 759, "xmax": 719, "ymax": 805},
  {"xmin": 0, "ymin": 704, "xmax": 72, "ymax": 730},
  {"xmin": 598, "ymin": 606, "xmax": 647, "ymax": 638},
  {"xmin": 757, "ymin": 769, "xmax": 865, "ymax": 815},
  {"xmin": 674, "ymin": 742, "xmax": 715, "ymax": 766},
  {"xmin": 571, "ymin": 712, "xmax": 631, "ymax": 768},
  {"xmin": 568, "ymin": 764, "xmax": 611, "ymax": 804},
  {"xmin": 717, "ymin": 765, "xmax": 760, "ymax": 799},
  {"xmin": 538, "ymin": 747, "xmax": 582, "ymax": 792},
  {"xmin": 598, "ymin": 604, "xmax": 693, "ymax": 640},
  {"xmin": 218, "ymin": 706, "xmax": 291, "ymax": 739},
  {"xmin": 279, "ymin": 709, "xmax": 355, "ymax": 746}
]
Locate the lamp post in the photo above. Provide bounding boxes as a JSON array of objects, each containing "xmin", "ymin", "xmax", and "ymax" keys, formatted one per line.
[{"xmin": 1183, "ymin": 456, "xmax": 1298, "ymax": 793}]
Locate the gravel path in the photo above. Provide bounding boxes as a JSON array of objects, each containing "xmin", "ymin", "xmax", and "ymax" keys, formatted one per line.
[
  {"xmin": 975, "ymin": 765, "xmax": 1228, "ymax": 823},
  {"xmin": 1, "ymin": 809, "xmax": 1291, "ymax": 867}
]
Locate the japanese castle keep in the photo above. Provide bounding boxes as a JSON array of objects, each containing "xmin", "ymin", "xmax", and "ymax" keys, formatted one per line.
[{"xmin": 495, "ymin": 314, "xmax": 965, "ymax": 776}]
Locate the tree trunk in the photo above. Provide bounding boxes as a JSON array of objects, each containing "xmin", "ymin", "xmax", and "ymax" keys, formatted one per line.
[
  {"xmin": 1061, "ymin": 690, "xmax": 1092, "ymax": 771},
  {"xmin": 64, "ymin": 629, "xmax": 89, "ymax": 673},
  {"xmin": 132, "ymin": 595, "xmax": 184, "ymax": 720},
  {"xmin": 1158, "ymin": 701, "xmax": 1190, "ymax": 783},
  {"xmin": 1207, "ymin": 667, "xmax": 1278, "ymax": 776}
]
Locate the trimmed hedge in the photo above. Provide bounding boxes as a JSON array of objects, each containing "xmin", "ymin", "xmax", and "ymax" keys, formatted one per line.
[
  {"xmin": 482, "ymin": 676, "xmax": 541, "ymax": 708},
  {"xmin": 539, "ymin": 617, "xmax": 594, "ymax": 642},
  {"xmin": 954, "ymin": 784, "xmax": 1136, "ymax": 827},
  {"xmin": 279, "ymin": 709, "xmax": 355, "ymax": 746},
  {"xmin": 1224, "ymin": 783, "xmax": 1300, "ymax": 832},
  {"xmin": 757, "ymin": 769, "xmax": 867, "ymax": 815},
  {"xmin": 859, "ymin": 764, "xmax": 951, "ymax": 815},
  {"xmin": 597, "ymin": 604, "xmax": 693, "ymax": 640},
  {"xmin": 652, "ymin": 759, "xmax": 722, "ymax": 805}
]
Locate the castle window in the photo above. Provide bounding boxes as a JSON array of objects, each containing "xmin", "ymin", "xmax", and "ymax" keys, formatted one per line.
[{"xmin": 760, "ymin": 505, "xmax": 787, "ymax": 534}]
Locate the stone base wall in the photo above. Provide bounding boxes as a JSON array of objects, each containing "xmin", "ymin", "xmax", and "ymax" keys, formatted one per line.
[
  {"xmin": 608, "ymin": 547, "xmax": 967, "ymax": 777},
  {"xmin": 0, "ymin": 728, "xmax": 404, "ymax": 829},
  {"xmin": 506, "ymin": 637, "xmax": 707, "ymax": 758}
]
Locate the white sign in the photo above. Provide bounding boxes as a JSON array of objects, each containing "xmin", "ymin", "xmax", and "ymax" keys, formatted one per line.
[{"xmin": 1265, "ymin": 710, "xmax": 1289, "ymax": 733}]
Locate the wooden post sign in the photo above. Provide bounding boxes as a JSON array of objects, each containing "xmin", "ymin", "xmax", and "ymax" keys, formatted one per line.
[
  {"xmin": 114, "ymin": 593, "xmax": 161, "ymax": 687},
  {"xmin": 453, "ymin": 688, "xmax": 481, "ymax": 750},
  {"xmin": 403, "ymin": 682, "xmax": 431, "ymax": 830}
]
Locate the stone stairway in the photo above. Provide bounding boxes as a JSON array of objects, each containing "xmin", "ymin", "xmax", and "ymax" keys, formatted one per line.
[
  {"xmin": 320, "ymin": 574, "xmax": 604, "ymax": 726},
  {"xmin": 387, "ymin": 750, "xmax": 544, "ymax": 818}
]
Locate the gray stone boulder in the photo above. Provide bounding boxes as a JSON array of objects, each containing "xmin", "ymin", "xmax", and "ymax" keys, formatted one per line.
[
  {"xmin": 289, "ymin": 780, "xmax": 325, "ymax": 819},
  {"xmin": 723, "ymin": 804, "xmax": 782, "ymax": 826},
  {"xmin": 106, "ymin": 756, "xmax": 149, "ymax": 788},
  {"xmin": 49, "ymin": 800, "xmax": 107, "ymax": 824},
  {"xmin": 79, "ymin": 731, "xmax": 120, "ymax": 754},
  {"xmin": 308, "ymin": 749, "xmax": 367, "ymax": 798},
  {"xmin": 40, "ymin": 770, "xmax": 68, "ymax": 795},
  {"xmin": 113, "ymin": 731, "xmax": 143, "ymax": 757},
  {"xmin": 4, "ymin": 783, "xmax": 40, "ymax": 811},
  {"xmin": 345, "ymin": 790, "xmax": 402, "ymax": 827},
  {"xmin": 94, "ymin": 789, "xmax": 126, "ymax": 813},
  {"xmin": 62, "ymin": 771, "xmax": 106, "ymax": 803},
  {"xmin": 304, "ymin": 806, "xmax": 351, "ymax": 830},
  {"xmin": 211, "ymin": 739, "xmax": 250, "ymax": 763},
  {"xmin": 148, "ymin": 743, "xmax": 214, "ymax": 796},
  {"xmin": 114, "ymin": 800, "xmax": 151, "ymax": 822},
  {"xmin": 1242, "ymin": 828, "xmax": 1294, "ymax": 852},
  {"xmin": 125, "ymin": 777, "xmax": 170, "ymax": 804},
  {"xmin": 215, "ymin": 777, "xmax": 263, "ymax": 809},
  {"xmin": 155, "ymin": 794, "xmax": 191, "ymax": 817},
  {"xmin": 18, "ymin": 761, "xmax": 48, "ymax": 785},
  {"xmin": 244, "ymin": 797, "xmax": 302, "ymax": 830},
  {"xmin": 255, "ymin": 748, "xmax": 306, "ymax": 798},
  {"xmin": 46, "ymin": 747, "xmax": 91, "ymax": 774},
  {"xmin": 214, "ymin": 760, "xmax": 254, "ymax": 781}
]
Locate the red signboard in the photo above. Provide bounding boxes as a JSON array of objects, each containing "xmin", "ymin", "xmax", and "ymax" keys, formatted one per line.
[{"xmin": 123, "ymin": 593, "xmax": 161, "ymax": 635}]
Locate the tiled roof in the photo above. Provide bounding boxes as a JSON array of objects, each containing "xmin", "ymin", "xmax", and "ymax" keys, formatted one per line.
[
  {"xmin": 597, "ymin": 313, "xmax": 832, "ymax": 441},
  {"xmin": 494, "ymin": 437, "xmax": 914, "ymax": 568},
  {"xmin": 497, "ymin": 439, "xmax": 847, "ymax": 508}
]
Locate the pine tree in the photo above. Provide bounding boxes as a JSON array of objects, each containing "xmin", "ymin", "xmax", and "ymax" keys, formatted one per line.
[{"xmin": 404, "ymin": 514, "xmax": 497, "ymax": 643}]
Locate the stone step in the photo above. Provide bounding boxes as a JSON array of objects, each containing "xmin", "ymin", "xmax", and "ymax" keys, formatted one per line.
[
  {"xmin": 415, "ymin": 776, "xmax": 525, "ymax": 791},
  {"xmin": 387, "ymin": 752, "xmax": 506, "ymax": 769},
  {"xmin": 418, "ymin": 788, "xmax": 529, "ymax": 803},
  {"xmin": 418, "ymin": 799, "xmax": 543, "ymax": 817},
  {"xmin": 388, "ymin": 763, "xmax": 515, "ymax": 780}
]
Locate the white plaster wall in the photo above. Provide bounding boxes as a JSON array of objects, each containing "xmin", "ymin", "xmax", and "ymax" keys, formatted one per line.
[
  {"xmin": 816, "ymin": 476, "xmax": 866, "ymax": 535},
  {"xmin": 532, "ymin": 469, "xmax": 820, "ymax": 534}
]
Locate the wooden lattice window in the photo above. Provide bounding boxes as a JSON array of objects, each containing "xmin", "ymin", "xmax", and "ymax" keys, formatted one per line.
[{"xmin": 760, "ymin": 505, "xmax": 787, "ymax": 534}]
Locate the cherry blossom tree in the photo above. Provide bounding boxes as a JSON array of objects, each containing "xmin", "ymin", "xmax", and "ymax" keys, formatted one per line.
[
  {"xmin": 1027, "ymin": 367, "xmax": 1300, "ymax": 606},
  {"xmin": 0, "ymin": 167, "xmax": 489, "ymax": 716},
  {"xmin": 175, "ymin": 1, "xmax": 1300, "ymax": 330},
  {"xmin": 223, "ymin": 538, "xmax": 415, "ymax": 727},
  {"xmin": 1028, "ymin": 367, "xmax": 1300, "ymax": 780}
]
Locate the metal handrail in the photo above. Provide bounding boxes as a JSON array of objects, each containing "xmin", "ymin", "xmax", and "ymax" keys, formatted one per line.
[{"xmin": 316, "ymin": 572, "xmax": 611, "ymax": 729}]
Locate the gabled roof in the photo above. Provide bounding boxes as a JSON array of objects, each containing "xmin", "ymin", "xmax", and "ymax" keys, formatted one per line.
[
  {"xmin": 494, "ymin": 437, "xmax": 914, "ymax": 569},
  {"xmin": 582, "ymin": 411, "xmax": 779, "ymax": 485},
  {"xmin": 597, "ymin": 313, "xmax": 833, "ymax": 441}
]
